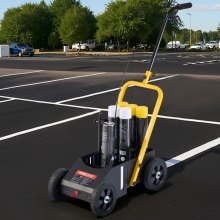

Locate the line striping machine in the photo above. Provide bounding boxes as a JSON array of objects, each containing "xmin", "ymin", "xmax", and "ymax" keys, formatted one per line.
[{"xmin": 48, "ymin": 2, "xmax": 192, "ymax": 217}]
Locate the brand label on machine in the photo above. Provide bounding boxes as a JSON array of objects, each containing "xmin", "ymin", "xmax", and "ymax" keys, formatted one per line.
[{"xmin": 71, "ymin": 170, "xmax": 97, "ymax": 187}]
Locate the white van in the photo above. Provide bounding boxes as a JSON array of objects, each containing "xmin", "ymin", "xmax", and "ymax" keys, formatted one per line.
[{"xmin": 166, "ymin": 41, "xmax": 186, "ymax": 49}]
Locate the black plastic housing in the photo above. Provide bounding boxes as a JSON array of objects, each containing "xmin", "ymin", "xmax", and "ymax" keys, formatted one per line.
[{"xmin": 61, "ymin": 149, "xmax": 155, "ymax": 202}]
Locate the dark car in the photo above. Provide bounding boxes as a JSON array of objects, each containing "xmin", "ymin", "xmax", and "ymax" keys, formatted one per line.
[{"xmin": 9, "ymin": 42, "xmax": 34, "ymax": 57}]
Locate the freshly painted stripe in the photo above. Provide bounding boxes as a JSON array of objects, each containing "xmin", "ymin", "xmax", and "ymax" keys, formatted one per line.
[
  {"xmin": 0, "ymin": 72, "xmax": 107, "ymax": 91},
  {"xmin": 0, "ymin": 95, "xmax": 107, "ymax": 111},
  {"xmin": 61, "ymin": 180, "xmax": 94, "ymax": 194},
  {"xmin": 149, "ymin": 114, "xmax": 220, "ymax": 126},
  {"xmin": 183, "ymin": 60, "xmax": 217, "ymax": 66},
  {"xmin": 166, "ymin": 137, "xmax": 220, "ymax": 167},
  {"xmin": 0, "ymin": 98, "xmax": 15, "ymax": 103},
  {"xmin": 56, "ymin": 74, "xmax": 179, "ymax": 103},
  {"xmin": 120, "ymin": 166, "xmax": 124, "ymax": 190},
  {"xmin": 0, "ymin": 95, "xmax": 219, "ymax": 126},
  {"xmin": 0, "ymin": 70, "xmax": 44, "ymax": 78},
  {"xmin": 0, "ymin": 110, "xmax": 100, "ymax": 141}
]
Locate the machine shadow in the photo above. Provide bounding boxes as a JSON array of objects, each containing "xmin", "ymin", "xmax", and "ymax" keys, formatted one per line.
[{"xmin": 63, "ymin": 147, "xmax": 220, "ymax": 215}]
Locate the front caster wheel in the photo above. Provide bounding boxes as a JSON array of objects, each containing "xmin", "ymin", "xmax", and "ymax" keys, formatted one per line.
[
  {"xmin": 48, "ymin": 168, "xmax": 68, "ymax": 202},
  {"xmin": 90, "ymin": 183, "xmax": 117, "ymax": 217},
  {"xmin": 143, "ymin": 158, "xmax": 167, "ymax": 192}
]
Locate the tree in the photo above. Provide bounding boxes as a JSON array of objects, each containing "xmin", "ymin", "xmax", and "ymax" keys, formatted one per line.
[
  {"xmin": 218, "ymin": 23, "xmax": 220, "ymax": 38},
  {"xmin": 0, "ymin": 7, "xmax": 23, "ymax": 43},
  {"xmin": 59, "ymin": 6, "xmax": 91, "ymax": 46},
  {"xmin": 48, "ymin": 31, "xmax": 59, "ymax": 49},
  {"xmin": 97, "ymin": 0, "xmax": 147, "ymax": 49},
  {"xmin": 0, "ymin": 2, "xmax": 52, "ymax": 48},
  {"xmin": 19, "ymin": 3, "xmax": 53, "ymax": 48},
  {"xmin": 96, "ymin": 0, "xmax": 179, "ymax": 50},
  {"xmin": 176, "ymin": 28, "xmax": 190, "ymax": 43},
  {"xmin": 50, "ymin": 0, "xmax": 81, "ymax": 28}
]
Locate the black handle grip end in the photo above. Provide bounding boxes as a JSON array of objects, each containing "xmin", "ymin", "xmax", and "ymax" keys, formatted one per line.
[{"xmin": 178, "ymin": 3, "xmax": 192, "ymax": 10}]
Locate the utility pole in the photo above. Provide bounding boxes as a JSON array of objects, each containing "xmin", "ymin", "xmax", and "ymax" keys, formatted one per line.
[{"xmin": 187, "ymin": 13, "xmax": 192, "ymax": 45}]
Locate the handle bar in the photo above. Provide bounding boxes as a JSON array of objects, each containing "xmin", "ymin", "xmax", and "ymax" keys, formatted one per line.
[
  {"xmin": 179, "ymin": 3, "xmax": 192, "ymax": 10},
  {"xmin": 148, "ymin": 2, "xmax": 192, "ymax": 75},
  {"xmin": 169, "ymin": 3, "xmax": 192, "ymax": 13}
]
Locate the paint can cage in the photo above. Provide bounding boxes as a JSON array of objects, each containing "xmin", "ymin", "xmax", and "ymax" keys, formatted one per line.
[{"xmin": 95, "ymin": 104, "xmax": 149, "ymax": 168}]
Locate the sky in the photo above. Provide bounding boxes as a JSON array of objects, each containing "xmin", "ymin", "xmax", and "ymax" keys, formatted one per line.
[{"xmin": 0, "ymin": 0, "xmax": 220, "ymax": 32}]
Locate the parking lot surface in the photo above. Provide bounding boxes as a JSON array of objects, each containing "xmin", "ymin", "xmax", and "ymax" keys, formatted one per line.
[{"xmin": 0, "ymin": 52, "xmax": 219, "ymax": 220}]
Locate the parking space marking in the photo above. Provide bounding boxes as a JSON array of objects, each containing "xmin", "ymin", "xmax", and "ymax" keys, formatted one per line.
[
  {"xmin": 183, "ymin": 60, "xmax": 217, "ymax": 66},
  {"xmin": 56, "ymin": 74, "xmax": 180, "ymax": 104},
  {"xmin": 0, "ymin": 98, "xmax": 15, "ymax": 103},
  {"xmin": 0, "ymin": 72, "xmax": 107, "ymax": 91},
  {"xmin": 154, "ymin": 114, "xmax": 220, "ymax": 126},
  {"xmin": 0, "ymin": 94, "xmax": 219, "ymax": 126},
  {"xmin": 0, "ymin": 95, "xmax": 108, "ymax": 111},
  {"xmin": 0, "ymin": 70, "xmax": 44, "ymax": 78},
  {"xmin": 166, "ymin": 137, "xmax": 220, "ymax": 167},
  {"xmin": 0, "ymin": 110, "xmax": 100, "ymax": 142}
]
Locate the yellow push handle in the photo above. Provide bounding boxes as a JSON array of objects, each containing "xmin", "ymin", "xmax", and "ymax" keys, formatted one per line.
[{"xmin": 117, "ymin": 71, "xmax": 164, "ymax": 186}]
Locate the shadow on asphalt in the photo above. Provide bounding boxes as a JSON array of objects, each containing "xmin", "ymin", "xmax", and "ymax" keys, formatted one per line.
[{"xmin": 61, "ymin": 148, "xmax": 220, "ymax": 214}]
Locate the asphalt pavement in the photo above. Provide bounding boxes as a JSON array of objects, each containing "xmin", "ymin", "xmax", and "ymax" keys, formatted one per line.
[{"xmin": 0, "ymin": 52, "xmax": 219, "ymax": 220}]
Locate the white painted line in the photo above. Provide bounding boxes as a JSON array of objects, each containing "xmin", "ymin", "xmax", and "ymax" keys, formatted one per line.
[
  {"xmin": 166, "ymin": 137, "xmax": 220, "ymax": 167},
  {"xmin": 0, "ymin": 110, "xmax": 100, "ymax": 141},
  {"xmin": 56, "ymin": 74, "xmax": 179, "ymax": 104},
  {"xmin": 183, "ymin": 60, "xmax": 217, "ymax": 66},
  {"xmin": 0, "ymin": 94, "xmax": 219, "ymax": 126},
  {"xmin": 150, "ymin": 114, "xmax": 220, "ymax": 126},
  {"xmin": 0, "ymin": 72, "xmax": 107, "ymax": 91},
  {"xmin": 0, "ymin": 95, "xmax": 107, "ymax": 111},
  {"xmin": 0, "ymin": 98, "xmax": 15, "ymax": 104},
  {"xmin": 0, "ymin": 70, "xmax": 44, "ymax": 78}
]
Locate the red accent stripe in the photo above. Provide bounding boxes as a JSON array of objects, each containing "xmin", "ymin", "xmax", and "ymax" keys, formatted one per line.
[{"xmin": 76, "ymin": 170, "xmax": 97, "ymax": 179}]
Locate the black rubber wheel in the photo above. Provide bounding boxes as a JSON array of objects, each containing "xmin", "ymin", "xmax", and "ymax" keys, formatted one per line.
[
  {"xmin": 48, "ymin": 168, "xmax": 67, "ymax": 202},
  {"xmin": 90, "ymin": 183, "xmax": 117, "ymax": 217},
  {"xmin": 18, "ymin": 51, "xmax": 23, "ymax": 57},
  {"xmin": 143, "ymin": 158, "xmax": 167, "ymax": 192},
  {"xmin": 86, "ymin": 46, "xmax": 89, "ymax": 51}
]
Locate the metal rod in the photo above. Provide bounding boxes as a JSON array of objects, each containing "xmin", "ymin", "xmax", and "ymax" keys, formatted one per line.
[{"xmin": 148, "ymin": 14, "xmax": 169, "ymax": 73}]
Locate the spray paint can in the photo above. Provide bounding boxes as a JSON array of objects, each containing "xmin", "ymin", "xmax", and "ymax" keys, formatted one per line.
[
  {"xmin": 128, "ymin": 104, "xmax": 138, "ymax": 158},
  {"xmin": 108, "ymin": 105, "xmax": 120, "ymax": 164},
  {"xmin": 118, "ymin": 101, "xmax": 128, "ymax": 108},
  {"xmin": 136, "ymin": 106, "xmax": 149, "ymax": 152},
  {"xmin": 101, "ymin": 122, "xmax": 115, "ymax": 167},
  {"xmin": 119, "ymin": 107, "xmax": 132, "ymax": 163}
]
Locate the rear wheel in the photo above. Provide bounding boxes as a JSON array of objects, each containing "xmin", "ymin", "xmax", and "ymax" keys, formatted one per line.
[
  {"xmin": 18, "ymin": 51, "xmax": 23, "ymax": 57},
  {"xmin": 143, "ymin": 158, "xmax": 167, "ymax": 192},
  {"xmin": 90, "ymin": 183, "xmax": 117, "ymax": 217},
  {"xmin": 48, "ymin": 168, "xmax": 67, "ymax": 202}
]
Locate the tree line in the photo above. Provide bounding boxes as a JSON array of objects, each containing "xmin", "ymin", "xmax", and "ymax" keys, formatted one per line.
[
  {"xmin": 177, "ymin": 29, "xmax": 220, "ymax": 44},
  {"xmin": 0, "ymin": 0, "xmax": 219, "ymax": 50}
]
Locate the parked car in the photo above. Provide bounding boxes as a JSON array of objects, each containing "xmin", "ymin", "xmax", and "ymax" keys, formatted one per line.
[
  {"xmin": 189, "ymin": 42, "xmax": 206, "ymax": 50},
  {"xmin": 106, "ymin": 43, "xmax": 128, "ymax": 50},
  {"xmin": 107, "ymin": 43, "xmax": 118, "ymax": 50},
  {"xmin": 9, "ymin": 42, "xmax": 34, "ymax": 57},
  {"xmin": 137, "ymin": 44, "xmax": 148, "ymax": 50},
  {"xmin": 205, "ymin": 41, "xmax": 219, "ymax": 49},
  {"xmin": 166, "ymin": 41, "xmax": 186, "ymax": 49},
  {"xmin": 72, "ymin": 40, "xmax": 104, "ymax": 51}
]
